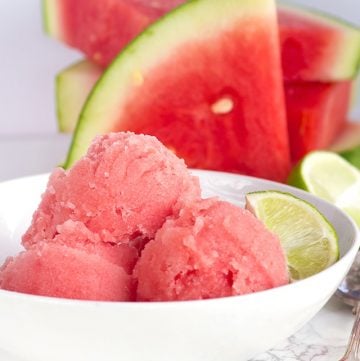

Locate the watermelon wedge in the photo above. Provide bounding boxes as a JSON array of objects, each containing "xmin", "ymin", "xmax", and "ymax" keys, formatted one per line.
[
  {"xmin": 125, "ymin": 0, "xmax": 186, "ymax": 16},
  {"xmin": 56, "ymin": 60, "xmax": 103, "ymax": 133},
  {"xmin": 285, "ymin": 81, "xmax": 352, "ymax": 163},
  {"xmin": 43, "ymin": 0, "xmax": 182, "ymax": 67},
  {"xmin": 278, "ymin": 4, "xmax": 360, "ymax": 81},
  {"xmin": 64, "ymin": 0, "xmax": 291, "ymax": 182},
  {"xmin": 55, "ymin": 60, "xmax": 353, "ymax": 164},
  {"xmin": 44, "ymin": 0, "xmax": 360, "ymax": 80}
]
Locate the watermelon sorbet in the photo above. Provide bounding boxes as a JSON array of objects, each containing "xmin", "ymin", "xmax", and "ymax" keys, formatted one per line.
[
  {"xmin": 0, "ymin": 132, "xmax": 289, "ymax": 301},
  {"xmin": 135, "ymin": 199, "xmax": 289, "ymax": 301}
]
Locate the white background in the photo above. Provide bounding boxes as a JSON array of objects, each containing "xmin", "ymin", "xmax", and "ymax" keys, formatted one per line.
[{"xmin": 0, "ymin": 0, "xmax": 359, "ymax": 136}]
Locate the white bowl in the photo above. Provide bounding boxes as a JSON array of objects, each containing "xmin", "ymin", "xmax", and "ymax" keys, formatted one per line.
[{"xmin": 0, "ymin": 170, "xmax": 358, "ymax": 361}]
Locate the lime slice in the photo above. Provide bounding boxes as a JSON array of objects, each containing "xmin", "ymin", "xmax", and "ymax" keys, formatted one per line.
[
  {"xmin": 245, "ymin": 190, "xmax": 339, "ymax": 281},
  {"xmin": 288, "ymin": 151, "xmax": 360, "ymax": 227}
]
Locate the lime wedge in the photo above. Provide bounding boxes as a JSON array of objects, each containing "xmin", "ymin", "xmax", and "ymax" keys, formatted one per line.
[
  {"xmin": 288, "ymin": 151, "xmax": 360, "ymax": 227},
  {"xmin": 245, "ymin": 190, "xmax": 339, "ymax": 281}
]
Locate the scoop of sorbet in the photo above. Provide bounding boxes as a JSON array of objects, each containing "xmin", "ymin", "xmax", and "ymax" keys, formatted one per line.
[
  {"xmin": 135, "ymin": 199, "xmax": 289, "ymax": 301},
  {"xmin": 0, "ymin": 242, "xmax": 135, "ymax": 301},
  {"xmin": 22, "ymin": 132, "xmax": 200, "ymax": 250}
]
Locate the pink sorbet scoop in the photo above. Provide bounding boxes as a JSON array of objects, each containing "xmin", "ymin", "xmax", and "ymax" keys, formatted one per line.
[
  {"xmin": 22, "ymin": 132, "xmax": 201, "ymax": 250},
  {"xmin": 0, "ymin": 242, "xmax": 135, "ymax": 301},
  {"xmin": 0, "ymin": 132, "xmax": 200, "ymax": 301},
  {"xmin": 0, "ymin": 132, "xmax": 289, "ymax": 302},
  {"xmin": 135, "ymin": 198, "xmax": 289, "ymax": 301}
]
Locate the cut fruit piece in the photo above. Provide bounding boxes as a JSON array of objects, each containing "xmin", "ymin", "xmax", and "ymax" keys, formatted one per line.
[
  {"xmin": 278, "ymin": 4, "xmax": 360, "ymax": 81},
  {"xmin": 56, "ymin": 60, "xmax": 103, "ymax": 133},
  {"xmin": 44, "ymin": 0, "xmax": 360, "ymax": 78},
  {"xmin": 245, "ymin": 190, "xmax": 339, "ymax": 280},
  {"xmin": 284, "ymin": 80, "xmax": 352, "ymax": 163},
  {"xmin": 55, "ymin": 64, "xmax": 353, "ymax": 163},
  {"xmin": 43, "ymin": 0, "xmax": 181, "ymax": 67},
  {"xmin": 125, "ymin": 0, "xmax": 186, "ymax": 16},
  {"xmin": 288, "ymin": 151, "xmax": 360, "ymax": 226},
  {"xmin": 288, "ymin": 151, "xmax": 360, "ymax": 202},
  {"xmin": 64, "ymin": 0, "xmax": 291, "ymax": 182}
]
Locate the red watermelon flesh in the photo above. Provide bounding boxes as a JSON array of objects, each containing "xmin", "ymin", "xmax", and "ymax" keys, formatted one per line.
[
  {"xmin": 46, "ymin": 0, "xmax": 180, "ymax": 67},
  {"xmin": 50, "ymin": 0, "xmax": 157, "ymax": 67},
  {"xmin": 66, "ymin": 0, "xmax": 291, "ymax": 182},
  {"xmin": 56, "ymin": 59, "xmax": 353, "ymax": 168},
  {"xmin": 278, "ymin": 7, "xmax": 360, "ymax": 81},
  {"xmin": 126, "ymin": 0, "xmax": 186, "ymax": 16},
  {"xmin": 285, "ymin": 80, "xmax": 352, "ymax": 163}
]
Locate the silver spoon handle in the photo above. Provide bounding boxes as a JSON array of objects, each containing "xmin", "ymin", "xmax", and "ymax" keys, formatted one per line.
[{"xmin": 339, "ymin": 303, "xmax": 360, "ymax": 361}]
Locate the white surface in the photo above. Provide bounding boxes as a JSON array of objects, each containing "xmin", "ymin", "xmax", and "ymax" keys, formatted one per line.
[
  {"xmin": 0, "ymin": 134, "xmax": 71, "ymax": 182},
  {"xmin": 0, "ymin": 169, "xmax": 358, "ymax": 361},
  {"xmin": 288, "ymin": 0, "xmax": 360, "ymax": 25},
  {"xmin": 0, "ymin": 0, "xmax": 359, "ymax": 136},
  {"xmin": 0, "ymin": 0, "xmax": 80, "ymax": 136}
]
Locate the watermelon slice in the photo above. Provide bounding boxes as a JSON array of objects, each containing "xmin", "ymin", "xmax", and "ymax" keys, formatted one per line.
[
  {"xmin": 64, "ymin": 0, "xmax": 291, "ymax": 182},
  {"xmin": 278, "ymin": 4, "xmax": 360, "ymax": 81},
  {"xmin": 56, "ymin": 60, "xmax": 103, "ymax": 133},
  {"xmin": 44, "ymin": 0, "xmax": 360, "ymax": 80},
  {"xmin": 285, "ymin": 81, "xmax": 352, "ymax": 163},
  {"xmin": 125, "ymin": 0, "xmax": 186, "ymax": 16},
  {"xmin": 43, "ymin": 0, "xmax": 182, "ymax": 67},
  {"xmin": 55, "ymin": 60, "xmax": 353, "ymax": 164}
]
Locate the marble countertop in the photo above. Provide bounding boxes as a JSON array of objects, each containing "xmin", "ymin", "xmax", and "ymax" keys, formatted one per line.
[
  {"xmin": 255, "ymin": 297, "xmax": 354, "ymax": 360},
  {"xmin": 0, "ymin": 135, "xmax": 356, "ymax": 361}
]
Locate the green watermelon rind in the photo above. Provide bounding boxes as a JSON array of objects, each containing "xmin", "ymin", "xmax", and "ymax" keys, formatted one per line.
[
  {"xmin": 278, "ymin": 1, "xmax": 360, "ymax": 80},
  {"xmin": 56, "ymin": 60, "xmax": 103, "ymax": 133},
  {"xmin": 43, "ymin": 0, "xmax": 63, "ymax": 39},
  {"xmin": 64, "ymin": 0, "xmax": 277, "ymax": 168}
]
